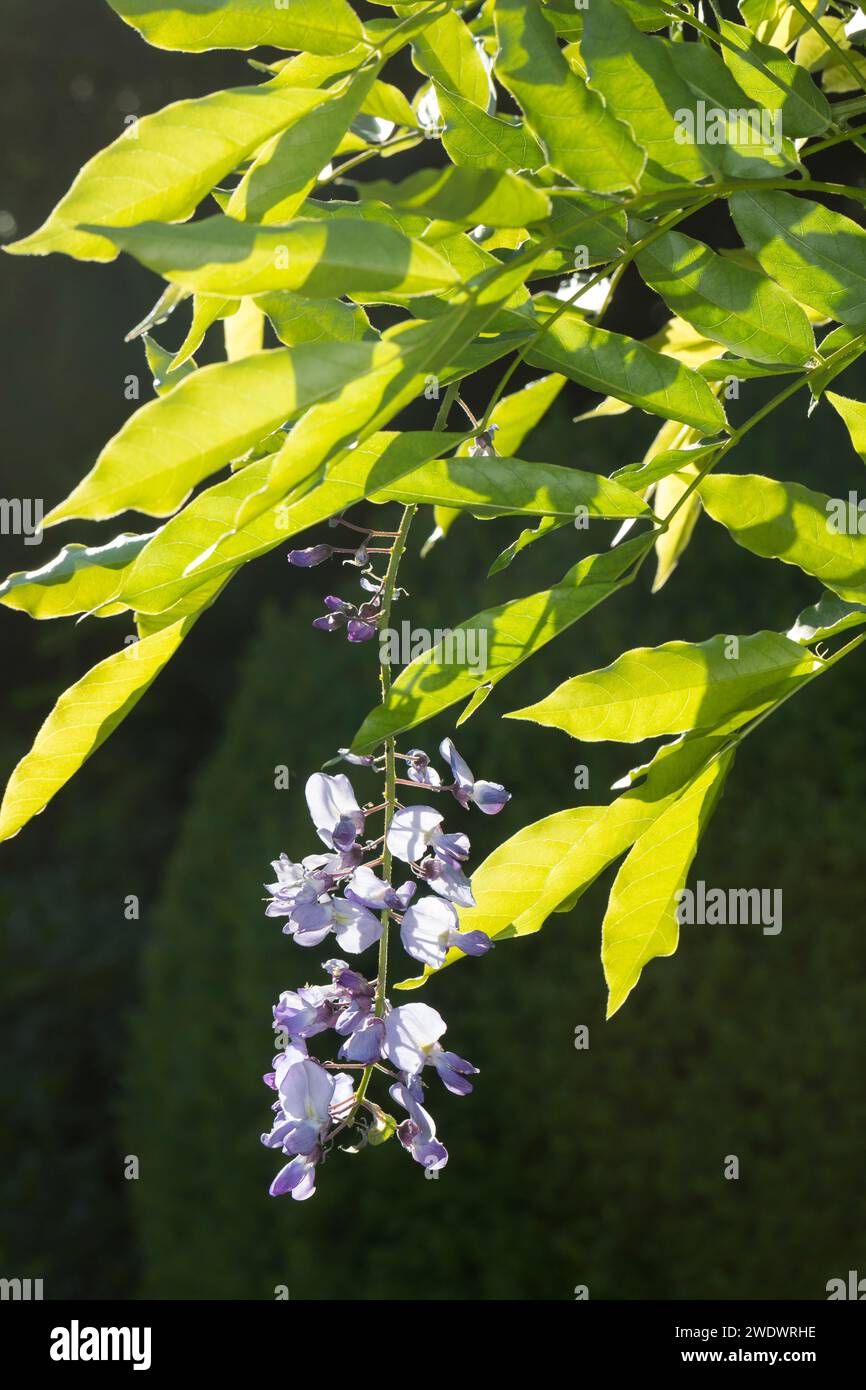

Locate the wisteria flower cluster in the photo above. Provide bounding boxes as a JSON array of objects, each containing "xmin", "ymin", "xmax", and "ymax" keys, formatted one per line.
[
  {"xmin": 262, "ymin": 738, "xmax": 510, "ymax": 1199},
  {"xmin": 288, "ymin": 515, "xmax": 399, "ymax": 643}
]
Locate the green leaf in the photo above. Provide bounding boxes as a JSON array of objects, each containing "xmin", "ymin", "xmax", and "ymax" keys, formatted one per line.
[
  {"xmin": 395, "ymin": 721, "xmax": 745, "ymax": 990},
  {"xmin": 435, "ymin": 83, "xmax": 544, "ymax": 172},
  {"xmin": 613, "ymin": 442, "xmax": 720, "ymax": 493},
  {"xmin": 350, "ymin": 536, "xmax": 653, "ymax": 752},
  {"xmin": 5, "ymin": 82, "xmax": 328, "ymax": 261},
  {"xmin": 635, "ymin": 228, "xmax": 815, "ymax": 366},
  {"xmin": 143, "ymin": 335, "xmax": 197, "ymax": 394},
  {"xmin": 395, "ymin": 4, "xmax": 491, "ymax": 107},
  {"xmin": 827, "ymin": 391, "xmax": 866, "ymax": 463},
  {"xmin": 730, "ymin": 190, "xmax": 866, "ymax": 333},
  {"xmin": 602, "ymin": 750, "xmax": 734, "ymax": 1017},
  {"xmin": 105, "ymin": 0, "xmax": 364, "ymax": 54},
  {"xmin": 0, "ymin": 533, "xmax": 155, "ymax": 620},
  {"xmin": 88, "ymin": 215, "xmax": 462, "ymax": 299},
  {"xmin": 492, "ymin": 0, "xmax": 645, "ymax": 194},
  {"xmin": 45, "ymin": 342, "xmax": 392, "ymax": 524},
  {"xmin": 0, "ymin": 619, "xmax": 191, "ymax": 843},
  {"xmin": 513, "ymin": 308, "xmax": 729, "ymax": 434},
  {"xmin": 227, "ymin": 64, "xmax": 380, "ymax": 225},
  {"xmin": 396, "ymin": 807, "xmax": 602, "ymax": 989},
  {"xmin": 580, "ymin": 0, "xmax": 710, "ymax": 186},
  {"xmin": 666, "ymin": 38, "xmax": 798, "ymax": 176},
  {"xmin": 171, "ymin": 294, "xmax": 238, "ymax": 369},
  {"xmin": 362, "ymin": 166, "xmax": 551, "ymax": 229},
  {"xmin": 701, "ymin": 472, "xmax": 866, "ymax": 603},
  {"xmin": 257, "ymin": 291, "xmax": 372, "ymax": 345},
  {"xmin": 788, "ymin": 591, "xmax": 866, "ymax": 644},
  {"xmin": 716, "ymin": 16, "xmax": 831, "ymax": 138},
  {"xmin": 368, "ymin": 454, "xmax": 654, "ymax": 518},
  {"xmin": 651, "ymin": 463, "xmax": 704, "ymax": 593},
  {"xmin": 119, "ymin": 430, "xmax": 467, "ymax": 616},
  {"xmin": 508, "ymin": 630, "xmax": 820, "ymax": 740}
]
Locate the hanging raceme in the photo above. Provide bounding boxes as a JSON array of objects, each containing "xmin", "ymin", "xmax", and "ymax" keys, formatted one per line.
[{"xmin": 3, "ymin": 0, "xmax": 866, "ymax": 1196}]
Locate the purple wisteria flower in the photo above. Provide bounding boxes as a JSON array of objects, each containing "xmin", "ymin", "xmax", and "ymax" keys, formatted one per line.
[
  {"xmin": 345, "ymin": 864, "xmax": 416, "ymax": 913},
  {"xmin": 262, "ymin": 1057, "xmax": 354, "ymax": 1200},
  {"xmin": 306, "ymin": 773, "xmax": 365, "ymax": 853},
  {"xmin": 390, "ymin": 1081, "xmax": 448, "ymax": 1171},
  {"xmin": 312, "ymin": 594, "xmax": 382, "ymax": 642},
  {"xmin": 262, "ymin": 723, "xmax": 505, "ymax": 1195},
  {"xmin": 439, "ymin": 737, "xmax": 511, "ymax": 814},
  {"xmin": 287, "ymin": 544, "xmax": 334, "ymax": 567},
  {"xmin": 400, "ymin": 894, "xmax": 491, "ymax": 969},
  {"xmin": 386, "ymin": 805, "xmax": 470, "ymax": 866}
]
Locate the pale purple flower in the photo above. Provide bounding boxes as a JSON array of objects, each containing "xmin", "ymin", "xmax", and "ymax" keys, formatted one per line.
[
  {"xmin": 263, "ymin": 1039, "xmax": 308, "ymax": 1089},
  {"xmin": 270, "ymin": 1150, "xmax": 320, "ymax": 1200},
  {"xmin": 417, "ymin": 852, "xmax": 476, "ymax": 907},
  {"xmin": 290, "ymin": 894, "xmax": 383, "ymax": 953},
  {"xmin": 400, "ymin": 895, "xmax": 490, "ymax": 969},
  {"xmin": 306, "ymin": 773, "xmax": 365, "ymax": 852},
  {"xmin": 405, "ymin": 748, "xmax": 442, "ymax": 789},
  {"xmin": 429, "ymin": 1049, "xmax": 479, "ymax": 1096},
  {"xmin": 386, "ymin": 805, "xmax": 470, "ymax": 867},
  {"xmin": 338, "ymin": 748, "xmax": 376, "ymax": 766},
  {"xmin": 440, "ymin": 737, "xmax": 511, "ymax": 814},
  {"xmin": 382, "ymin": 1002, "xmax": 446, "ymax": 1076},
  {"xmin": 273, "ymin": 985, "xmax": 336, "ymax": 1038},
  {"xmin": 345, "ymin": 864, "xmax": 416, "ymax": 914},
  {"xmin": 339, "ymin": 1014, "xmax": 386, "ymax": 1063},
  {"xmin": 390, "ymin": 1081, "xmax": 448, "ymax": 1171}
]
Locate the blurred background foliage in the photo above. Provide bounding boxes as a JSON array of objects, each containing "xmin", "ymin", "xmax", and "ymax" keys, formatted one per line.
[{"xmin": 1, "ymin": 0, "xmax": 864, "ymax": 1300}]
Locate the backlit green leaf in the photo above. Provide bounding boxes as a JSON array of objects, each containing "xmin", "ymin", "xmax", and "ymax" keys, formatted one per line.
[
  {"xmin": 508, "ymin": 631, "xmax": 819, "ymax": 740},
  {"xmin": 6, "ymin": 82, "xmax": 328, "ymax": 261},
  {"xmin": 701, "ymin": 472, "xmax": 866, "ymax": 602},
  {"xmin": 106, "ymin": 0, "xmax": 364, "ymax": 54},
  {"xmin": 351, "ymin": 536, "xmax": 653, "ymax": 752},
  {"xmin": 0, "ymin": 620, "xmax": 191, "ymax": 843},
  {"xmin": 730, "ymin": 190, "xmax": 866, "ymax": 332},
  {"xmin": 45, "ymin": 342, "xmax": 393, "ymax": 524},
  {"xmin": 635, "ymin": 228, "xmax": 815, "ymax": 366},
  {"xmin": 88, "ymin": 215, "xmax": 462, "ymax": 298},
  {"xmin": 493, "ymin": 0, "xmax": 645, "ymax": 194}
]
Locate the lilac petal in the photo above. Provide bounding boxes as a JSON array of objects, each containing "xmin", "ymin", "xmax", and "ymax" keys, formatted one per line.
[
  {"xmin": 431, "ymin": 829, "xmax": 470, "ymax": 864},
  {"xmin": 432, "ymin": 1048, "xmax": 479, "ymax": 1096},
  {"xmin": 347, "ymin": 618, "xmax": 378, "ymax": 642},
  {"xmin": 287, "ymin": 544, "xmax": 333, "ymax": 567},
  {"xmin": 338, "ymin": 748, "xmax": 376, "ymax": 766},
  {"xmin": 269, "ymin": 1153, "xmax": 317, "ymax": 1199},
  {"xmin": 344, "ymin": 865, "xmax": 394, "ymax": 911},
  {"xmin": 387, "ymin": 805, "xmax": 443, "ymax": 864},
  {"xmin": 383, "ymin": 1002, "xmax": 446, "ymax": 1075},
  {"xmin": 439, "ymin": 737, "xmax": 475, "ymax": 799},
  {"xmin": 313, "ymin": 612, "xmax": 346, "ymax": 633},
  {"xmin": 420, "ymin": 854, "xmax": 476, "ymax": 908},
  {"xmin": 324, "ymin": 595, "xmax": 354, "ymax": 613},
  {"xmin": 452, "ymin": 928, "xmax": 491, "ymax": 957},
  {"xmin": 400, "ymin": 895, "xmax": 460, "ymax": 969},
  {"xmin": 278, "ymin": 1058, "xmax": 334, "ymax": 1131},
  {"xmin": 340, "ymin": 1016, "xmax": 385, "ymax": 1063},
  {"xmin": 395, "ymin": 880, "xmax": 417, "ymax": 910},
  {"xmin": 471, "ymin": 779, "xmax": 511, "ymax": 815},
  {"xmin": 332, "ymin": 815, "xmax": 360, "ymax": 853},
  {"xmin": 331, "ymin": 899, "xmax": 383, "ymax": 954},
  {"xmin": 306, "ymin": 773, "xmax": 364, "ymax": 848}
]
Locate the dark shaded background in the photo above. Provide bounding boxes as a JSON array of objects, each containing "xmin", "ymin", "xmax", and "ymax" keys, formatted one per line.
[{"xmin": 1, "ymin": 0, "xmax": 865, "ymax": 1300}]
